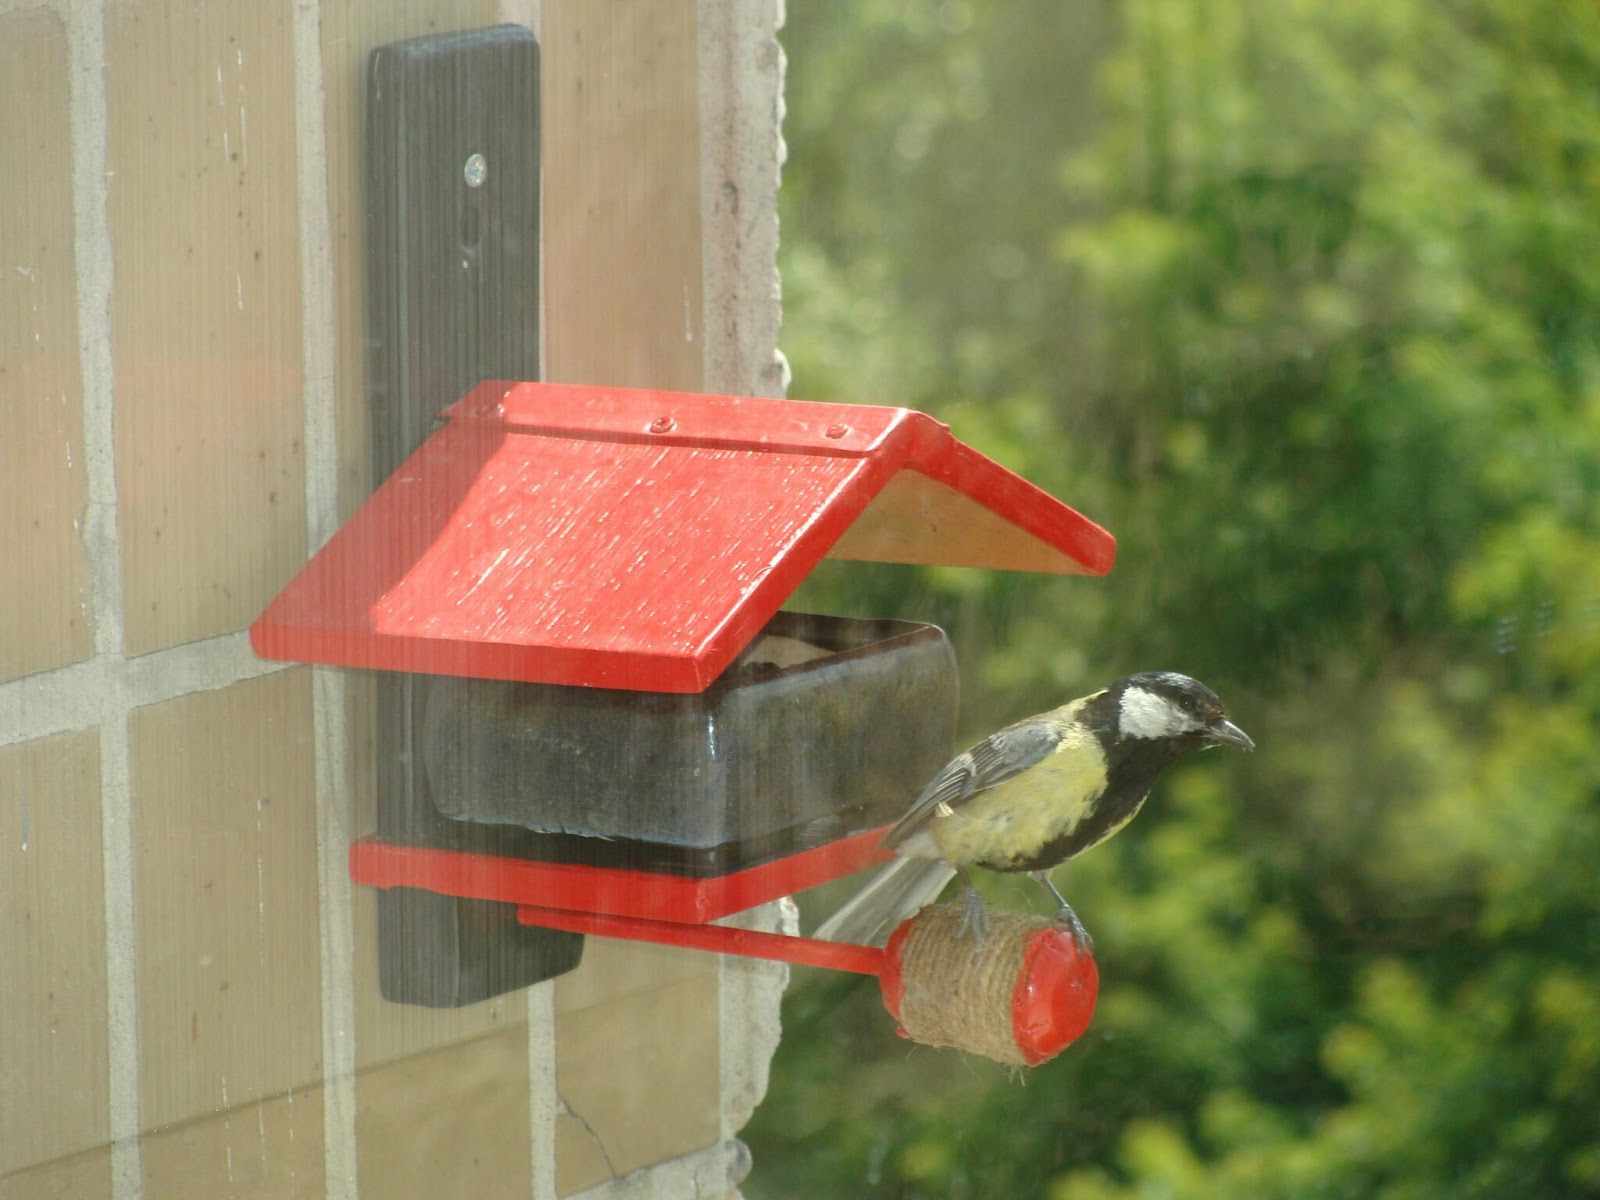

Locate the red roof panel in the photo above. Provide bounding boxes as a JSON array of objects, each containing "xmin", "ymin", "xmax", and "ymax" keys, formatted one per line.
[{"xmin": 251, "ymin": 381, "xmax": 1114, "ymax": 691}]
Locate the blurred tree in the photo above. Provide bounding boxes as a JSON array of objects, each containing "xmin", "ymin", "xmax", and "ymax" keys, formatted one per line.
[{"xmin": 751, "ymin": 0, "xmax": 1600, "ymax": 1197}]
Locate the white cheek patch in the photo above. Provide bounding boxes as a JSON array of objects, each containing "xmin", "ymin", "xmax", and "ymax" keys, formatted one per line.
[{"xmin": 1119, "ymin": 687, "xmax": 1203, "ymax": 739}]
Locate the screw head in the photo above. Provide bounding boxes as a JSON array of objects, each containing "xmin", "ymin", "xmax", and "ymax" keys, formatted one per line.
[
  {"xmin": 824, "ymin": 423, "xmax": 850, "ymax": 439},
  {"xmin": 648, "ymin": 416, "xmax": 676, "ymax": 434},
  {"xmin": 463, "ymin": 152, "xmax": 488, "ymax": 188}
]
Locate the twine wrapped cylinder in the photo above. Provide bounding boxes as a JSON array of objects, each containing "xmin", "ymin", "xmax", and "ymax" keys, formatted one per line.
[{"xmin": 878, "ymin": 905, "xmax": 1099, "ymax": 1066}]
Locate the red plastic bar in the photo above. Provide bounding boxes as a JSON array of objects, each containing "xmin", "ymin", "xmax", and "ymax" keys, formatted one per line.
[
  {"xmin": 454, "ymin": 379, "xmax": 903, "ymax": 456},
  {"xmin": 349, "ymin": 824, "xmax": 894, "ymax": 925},
  {"xmin": 516, "ymin": 905, "xmax": 887, "ymax": 976}
]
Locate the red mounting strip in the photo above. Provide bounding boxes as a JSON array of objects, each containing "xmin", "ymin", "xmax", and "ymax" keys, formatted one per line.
[
  {"xmin": 452, "ymin": 379, "xmax": 905, "ymax": 457},
  {"xmin": 349, "ymin": 824, "xmax": 894, "ymax": 925},
  {"xmin": 515, "ymin": 905, "xmax": 887, "ymax": 976}
]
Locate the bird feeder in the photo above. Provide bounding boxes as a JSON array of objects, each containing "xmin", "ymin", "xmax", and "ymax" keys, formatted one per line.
[
  {"xmin": 248, "ymin": 25, "xmax": 1114, "ymax": 1031},
  {"xmin": 252, "ymin": 379, "xmax": 1114, "ymax": 1008}
]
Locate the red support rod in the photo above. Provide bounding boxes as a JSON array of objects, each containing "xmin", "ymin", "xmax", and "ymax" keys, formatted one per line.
[{"xmin": 517, "ymin": 904, "xmax": 887, "ymax": 976}]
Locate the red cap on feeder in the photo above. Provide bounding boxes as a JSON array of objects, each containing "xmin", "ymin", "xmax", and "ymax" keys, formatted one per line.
[{"xmin": 878, "ymin": 905, "xmax": 1099, "ymax": 1066}]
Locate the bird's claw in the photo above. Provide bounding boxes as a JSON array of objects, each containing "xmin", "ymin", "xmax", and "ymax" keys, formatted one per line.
[
  {"xmin": 957, "ymin": 887, "xmax": 991, "ymax": 946},
  {"xmin": 1053, "ymin": 902, "xmax": 1095, "ymax": 957},
  {"xmin": 1030, "ymin": 869, "xmax": 1094, "ymax": 956}
]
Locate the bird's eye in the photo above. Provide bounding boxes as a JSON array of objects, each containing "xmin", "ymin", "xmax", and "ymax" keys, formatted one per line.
[{"xmin": 1178, "ymin": 695, "xmax": 1198, "ymax": 713}]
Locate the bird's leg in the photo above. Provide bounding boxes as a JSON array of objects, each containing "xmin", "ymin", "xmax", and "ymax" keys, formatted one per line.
[
  {"xmin": 955, "ymin": 866, "xmax": 990, "ymax": 945},
  {"xmin": 1031, "ymin": 870, "xmax": 1094, "ymax": 955}
]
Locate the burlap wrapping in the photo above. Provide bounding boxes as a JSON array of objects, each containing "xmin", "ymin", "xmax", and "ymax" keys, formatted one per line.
[{"xmin": 892, "ymin": 904, "xmax": 1062, "ymax": 1066}]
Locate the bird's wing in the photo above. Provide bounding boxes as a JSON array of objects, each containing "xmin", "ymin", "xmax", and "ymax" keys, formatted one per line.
[{"xmin": 881, "ymin": 711, "xmax": 1071, "ymax": 850}]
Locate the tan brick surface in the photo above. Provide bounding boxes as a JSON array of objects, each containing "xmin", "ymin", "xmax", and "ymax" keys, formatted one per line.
[
  {"xmin": 0, "ymin": 733, "xmax": 107, "ymax": 1175},
  {"xmin": 0, "ymin": 8, "xmax": 92, "ymax": 682},
  {"xmin": 130, "ymin": 671, "xmax": 321, "ymax": 1131},
  {"xmin": 107, "ymin": 0, "xmax": 306, "ymax": 654}
]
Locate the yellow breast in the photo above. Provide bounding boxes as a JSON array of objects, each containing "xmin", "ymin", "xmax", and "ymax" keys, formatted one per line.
[{"xmin": 927, "ymin": 726, "xmax": 1106, "ymax": 866}]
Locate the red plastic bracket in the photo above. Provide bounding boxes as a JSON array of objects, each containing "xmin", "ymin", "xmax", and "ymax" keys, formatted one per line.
[{"xmin": 348, "ymin": 825, "xmax": 894, "ymax": 974}]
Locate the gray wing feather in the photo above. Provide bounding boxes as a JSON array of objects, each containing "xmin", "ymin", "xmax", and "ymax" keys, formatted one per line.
[{"xmin": 882, "ymin": 716, "xmax": 1065, "ymax": 849}]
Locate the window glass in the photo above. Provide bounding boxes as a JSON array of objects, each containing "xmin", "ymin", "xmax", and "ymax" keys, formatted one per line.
[{"xmin": 746, "ymin": 4, "xmax": 1600, "ymax": 1197}]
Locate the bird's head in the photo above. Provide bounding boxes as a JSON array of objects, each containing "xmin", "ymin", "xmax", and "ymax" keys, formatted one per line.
[{"xmin": 1111, "ymin": 672, "xmax": 1254, "ymax": 752}]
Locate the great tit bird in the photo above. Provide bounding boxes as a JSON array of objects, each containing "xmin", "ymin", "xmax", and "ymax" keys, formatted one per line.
[{"xmin": 815, "ymin": 672, "xmax": 1253, "ymax": 949}]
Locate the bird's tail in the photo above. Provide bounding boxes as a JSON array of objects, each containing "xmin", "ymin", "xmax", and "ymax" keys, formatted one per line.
[{"xmin": 814, "ymin": 857, "xmax": 957, "ymax": 948}]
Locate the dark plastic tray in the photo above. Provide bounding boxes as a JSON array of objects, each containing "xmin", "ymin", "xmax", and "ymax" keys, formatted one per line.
[{"xmin": 422, "ymin": 610, "xmax": 956, "ymax": 859}]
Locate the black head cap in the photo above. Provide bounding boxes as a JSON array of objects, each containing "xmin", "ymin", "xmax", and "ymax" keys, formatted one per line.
[{"xmin": 1112, "ymin": 672, "xmax": 1254, "ymax": 750}]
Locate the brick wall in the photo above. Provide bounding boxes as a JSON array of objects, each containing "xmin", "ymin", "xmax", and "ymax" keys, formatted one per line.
[{"xmin": 0, "ymin": 2, "xmax": 789, "ymax": 1196}]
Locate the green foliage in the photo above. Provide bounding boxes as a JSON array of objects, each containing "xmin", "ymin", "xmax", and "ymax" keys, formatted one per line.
[{"xmin": 748, "ymin": 1, "xmax": 1600, "ymax": 1197}]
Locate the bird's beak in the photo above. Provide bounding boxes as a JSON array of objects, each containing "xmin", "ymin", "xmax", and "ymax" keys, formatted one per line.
[{"xmin": 1206, "ymin": 718, "xmax": 1255, "ymax": 750}]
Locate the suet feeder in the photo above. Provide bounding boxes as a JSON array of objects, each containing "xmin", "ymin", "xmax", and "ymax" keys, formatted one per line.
[{"xmin": 249, "ymin": 23, "xmax": 1114, "ymax": 1041}]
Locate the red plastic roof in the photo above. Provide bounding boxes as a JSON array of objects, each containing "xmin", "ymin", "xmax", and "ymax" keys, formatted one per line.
[{"xmin": 251, "ymin": 381, "xmax": 1114, "ymax": 692}]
